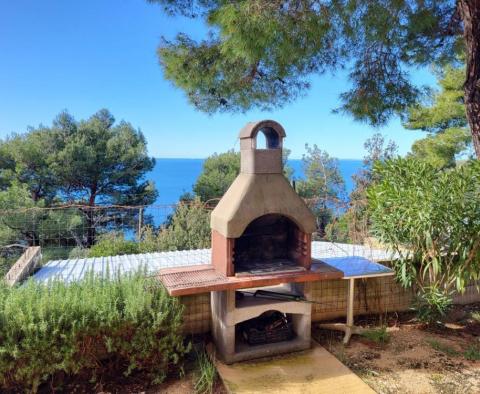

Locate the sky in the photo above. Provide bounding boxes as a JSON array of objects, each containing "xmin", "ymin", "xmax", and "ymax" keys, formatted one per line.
[{"xmin": 0, "ymin": 0, "xmax": 437, "ymax": 159}]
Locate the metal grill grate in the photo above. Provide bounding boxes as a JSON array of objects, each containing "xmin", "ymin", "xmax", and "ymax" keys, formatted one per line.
[
  {"xmin": 158, "ymin": 262, "xmax": 343, "ymax": 296},
  {"xmin": 159, "ymin": 266, "xmax": 227, "ymax": 291}
]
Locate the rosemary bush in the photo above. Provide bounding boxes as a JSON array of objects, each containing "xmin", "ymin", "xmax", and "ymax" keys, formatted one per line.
[
  {"xmin": 0, "ymin": 273, "xmax": 187, "ymax": 391},
  {"xmin": 368, "ymin": 158, "xmax": 480, "ymax": 322}
]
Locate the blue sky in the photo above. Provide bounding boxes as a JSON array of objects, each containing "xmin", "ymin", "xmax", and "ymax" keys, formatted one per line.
[{"xmin": 0, "ymin": 0, "xmax": 436, "ymax": 159}]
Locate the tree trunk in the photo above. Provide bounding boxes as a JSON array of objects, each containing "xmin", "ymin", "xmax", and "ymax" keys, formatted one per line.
[
  {"xmin": 86, "ymin": 209, "xmax": 96, "ymax": 247},
  {"xmin": 459, "ymin": 0, "xmax": 480, "ymax": 158}
]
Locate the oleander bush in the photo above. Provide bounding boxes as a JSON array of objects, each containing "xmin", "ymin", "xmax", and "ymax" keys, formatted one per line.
[
  {"xmin": 0, "ymin": 272, "xmax": 188, "ymax": 392},
  {"xmin": 368, "ymin": 158, "xmax": 480, "ymax": 322}
]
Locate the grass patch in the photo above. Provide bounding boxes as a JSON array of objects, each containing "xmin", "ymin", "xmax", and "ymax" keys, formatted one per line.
[
  {"xmin": 470, "ymin": 311, "xmax": 480, "ymax": 323},
  {"xmin": 464, "ymin": 346, "xmax": 480, "ymax": 361},
  {"xmin": 194, "ymin": 349, "xmax": 217, "ymax": 394},
  {"xmin": 334, "ymin": 345, "xmax": 348, "ymax": 364},
  {"xmin": 361, "ymin": 327, "xmax": 390, "ymax": 345},
  {"xmin": 426, "ymin": 338, "xmax": 459, "ymax": 357}
]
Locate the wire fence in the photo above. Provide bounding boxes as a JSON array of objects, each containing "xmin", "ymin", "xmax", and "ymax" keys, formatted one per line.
[
  {"xmin": 4, "ymin": 199, "xmax": 479, "ymax": 330},
  {"xmin": 0, "ymin": 204, "xmax": 178, "ymax": 270},
  {"xmin": 0, "ymin": 196, "xmax": 372, "ymax": 275}
]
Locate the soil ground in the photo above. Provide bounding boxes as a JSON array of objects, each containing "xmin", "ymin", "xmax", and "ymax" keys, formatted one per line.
[
  {"xmin": 37, "ymin": 368, "xmax": 227, "ymax": 394},
  {"xmin": 313, "ymin": 305, "xmax": 480, "ymax": 394}
]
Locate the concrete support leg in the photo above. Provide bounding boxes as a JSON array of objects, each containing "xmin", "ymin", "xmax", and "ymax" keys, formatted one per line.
[
  {"xmin": 211, "ymin": 286, "xmax": 312, "ymax": 364},
  {"xmin": 343, "ymin": 278, "xmax": 355, "ymax": 345}
]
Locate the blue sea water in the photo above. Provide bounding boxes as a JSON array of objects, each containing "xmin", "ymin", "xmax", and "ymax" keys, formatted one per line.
[{"xmin": 148, "ymin": 158, "xmax": 363, "ymax": 207}]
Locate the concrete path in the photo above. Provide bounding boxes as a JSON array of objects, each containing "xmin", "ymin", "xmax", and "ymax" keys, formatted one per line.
[{"xmin": 215, "ymin": 342, "xmax": 375, "ymax": 394}]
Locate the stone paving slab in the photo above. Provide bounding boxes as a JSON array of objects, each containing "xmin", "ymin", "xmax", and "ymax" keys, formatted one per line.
[{"xmin": 215, "ymin": 341, "xmax": 375, "ymax": 394}]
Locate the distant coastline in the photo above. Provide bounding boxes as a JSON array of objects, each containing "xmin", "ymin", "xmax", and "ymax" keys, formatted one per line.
[{"xmin": 148, "ymin": 158, "xmax": 363, "ymax": 207}]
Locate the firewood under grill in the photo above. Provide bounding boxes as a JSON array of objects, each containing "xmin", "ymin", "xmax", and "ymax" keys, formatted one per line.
[{"xmin": 240, "ymin": 311, "xmax": 294, "ymax": 346}]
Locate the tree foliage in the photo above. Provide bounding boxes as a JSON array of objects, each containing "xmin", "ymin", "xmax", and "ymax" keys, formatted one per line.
[
  {"xmin": 153, "ymin": 1, "xmax": 449, "ymax": 115},
  {"xmin": 326, "ymin": 133, "xmax": 398, "ymax": 243},
  {"xmin": 405, "ymin": 64, "xmax": 472, "ymax": 168},
  {"xmin": 0, "ymin": 128, "xmax": 59, "ymax": 202},
  {"xmin": 405, "ymin": 65, "xmax": 466, "ymax": 133},
  {"xmin": 146, "ymin": 198, "xmax": 211, "ymax": 251},
  {"xmin": 193, "ymin": 150, "xmax": 240, "ymax": 202},
  {"xmin": 368, "ymin": 157, "xmax": 480, "ymax": 320},
  {"xmin": 410, "ymin": 128, "xmax": 471, "ymax": 169},
  {"xmin": 297, "ymin": 144, "xmax": 345, "ymax": 235},
  {"xmin": 0, "ymin": 109, "xmax": 157, "ymax": 207},
  {"xmin": 151, "ymin": 2, "xmax": 454, "ymax": 110},
  {"xmin": 193, "ymin": 148, "xmax": 293, "ymax": 202},
  {"xmin": 0, "ymin": 110, "xmax": 157, "ymax": 247},
  {"xmin": 150, "ymin": 0, "xmax": 480, "ymax": 157},
  {"xmin": 50, "ymin": 109, "xmax": 157, "ymax": 207},
  {"xmin": 0, "ymin": 183, "xmax": 41, "ymax": 245}
]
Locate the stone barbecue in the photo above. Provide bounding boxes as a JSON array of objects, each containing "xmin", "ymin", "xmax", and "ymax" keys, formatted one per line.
[
  {"xmin": 156, "ymin": 120, "xmax": 344, "ymax": 364},
  {"xmin": 210, "ymin": 120, "xmax": 328, "ymax": 363}
]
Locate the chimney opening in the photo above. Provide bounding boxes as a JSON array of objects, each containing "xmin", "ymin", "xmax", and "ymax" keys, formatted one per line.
[{"xmin": 255, "ymin": 127, "xmax": 280, "ymax": 149}]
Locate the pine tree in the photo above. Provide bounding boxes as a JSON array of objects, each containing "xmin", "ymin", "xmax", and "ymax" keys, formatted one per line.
[
  {"xmin": 149, "ymin": 0, "xmax": 480, "ymax": 158},
  {"xmin": 404, "ymin": 65, "xmax": 472, "ymax": 168}
]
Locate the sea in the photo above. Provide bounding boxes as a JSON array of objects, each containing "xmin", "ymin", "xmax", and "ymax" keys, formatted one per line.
[{"xmin": 148, "ymin": 158, "xmax": 363, "ymax": 206}]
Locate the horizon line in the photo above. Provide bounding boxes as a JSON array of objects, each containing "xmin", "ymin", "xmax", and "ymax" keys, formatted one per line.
[{"xmin": 154, "ymin": 156, "xmax": 364, "ymax": 161}]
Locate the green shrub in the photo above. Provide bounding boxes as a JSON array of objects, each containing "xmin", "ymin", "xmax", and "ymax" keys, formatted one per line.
[
  {"xmin": 40, "ymin": 245, "xmax": 74, "ymax": 263},
  {"xmin": 368, "ymin": 158, "xmax": 480, "ymax": 321},
  {"xmin": 426, "ymin": 338, "xmax": 459, "ymax": 357},
  {"xmin": 88, "ymin": 233, "xmax": 140, "ymax": 257},
  {"xmin": 415, "ymin": 286, "xmax": 453, "ymax": 324},
  {"xmin": 0, "ymin": 255, "xmax": 15, "ymax": 277},
  {"xmin": 82, "ymin": 200, "xmax": 210, "ymax": 257},
  {"xmin": 0, "ymin": 273, "xmax": 187, "ymax": 391},
  {"xmin": 324, "ymin": 213, "xmax": 351, "ymax": 243},
  {"xmin": 193, "ymin": 151, "xmax": 240, "ymax": 202},
  {"xmin": 68, "ymin": 246, "xmax": 89, "ymax": 259},
  {"xmin": 194, "ymin": 349, "xmax": 217, "ymax": 394},
  {"xmin": 361, "ymin": 327, "xmax": 390, "ymax": 345},
  {"xmin": 464, "ymin": 346, "xmax": 480, "ymax": 361},
  {"xmin": 471, "ymin": 311, "xmax": 480, "ymax": 323},
  {"xmin": 139, "ymin": 198, "xmax": 211, "ymax": 252}
]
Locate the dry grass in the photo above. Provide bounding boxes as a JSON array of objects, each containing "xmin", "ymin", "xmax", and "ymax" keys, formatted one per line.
[{"xmin": 313, "ymin": 307, "xmax": 480, "ymax": 394}]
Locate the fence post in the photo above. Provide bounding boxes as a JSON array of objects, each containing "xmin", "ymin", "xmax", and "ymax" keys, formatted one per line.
[{"xmin": 138, "ymin": 207, "xmax": 143, "ymax": 240}]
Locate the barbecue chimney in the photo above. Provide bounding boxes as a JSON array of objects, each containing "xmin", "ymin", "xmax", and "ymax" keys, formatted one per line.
[{"xmin": 211, "ymin": 120, "xmax": 316, "ymax": 277}]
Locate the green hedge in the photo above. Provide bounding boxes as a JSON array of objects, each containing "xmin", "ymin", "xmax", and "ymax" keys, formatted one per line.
[
  {"xmin": 88, "ymin": 233, "xmax": 140, "ymax": 257},
  {"xmin": 0, "ymin": 273, "xmax": 188, "ymax": 391}
]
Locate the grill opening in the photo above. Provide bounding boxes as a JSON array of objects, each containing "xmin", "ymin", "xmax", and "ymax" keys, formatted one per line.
[{"xmin": 234, "ymin": 214, "xmax": 307, "ymax": 276}]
